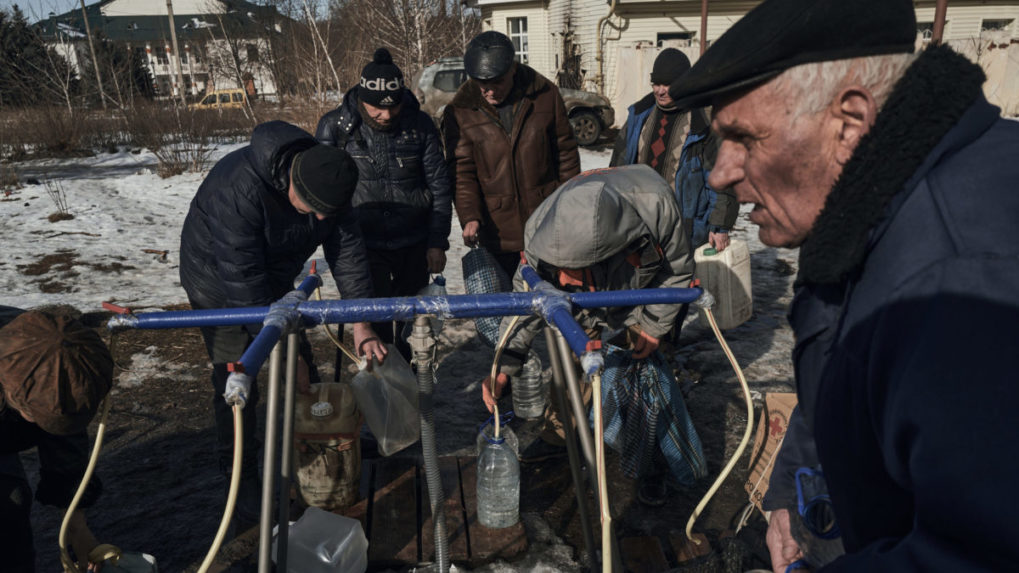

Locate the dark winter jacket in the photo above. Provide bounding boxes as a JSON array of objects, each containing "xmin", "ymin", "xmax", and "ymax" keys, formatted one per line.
[
  {"xmin": 315, "ymin": 87, "xmax": 452, "ymax": 251},
  {"xmin": 0, "ymin": 306, "xmax": 101, "ymax": 509},
  {"xmin": 179, "ymin": 121, "xmax": 373, "ymax": 309},
  {"xmin": 610, "ymin": 94, "xmax": 738, "ymax": 248},
  {"xmin": 443, "ymin": 64, "xmax": 581, "ymax": 254},
  {"xmin": 765, "ymin": 47, "xmax": 1019, "ymax": 570}
]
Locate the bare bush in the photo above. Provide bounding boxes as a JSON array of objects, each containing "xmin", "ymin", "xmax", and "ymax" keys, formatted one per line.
[{"xmin": 44, "ymin": 179, "xmax": 73, "ymax": 222}]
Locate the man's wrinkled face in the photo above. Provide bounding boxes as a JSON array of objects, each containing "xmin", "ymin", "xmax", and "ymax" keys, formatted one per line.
[
  {"xmin": 652, "ymin": 83, "xmax": 673, "ymax": 108},
  {"xmin": 707, "ymin": 82, "xmax": 842, "ymax": 248},
  {"xmin": 477, "ymin": 64, "xmax": 516, "ymax": 106},
  {"xmin": 362, "ymin": 100, "xmax": 402, "ymax": 127}
]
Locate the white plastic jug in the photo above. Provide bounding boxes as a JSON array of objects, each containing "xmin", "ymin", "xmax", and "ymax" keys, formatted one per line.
[
  {"xmin": 350, "ymin": 344, "xmax": 420, "ymax": 457},
  {"xmin": 693, "ymin": 240, "xmax": 753, "ymax": 330},
  {"xmin": 272, "ymin": 507, "xmax": 368, "ymax": 573}
]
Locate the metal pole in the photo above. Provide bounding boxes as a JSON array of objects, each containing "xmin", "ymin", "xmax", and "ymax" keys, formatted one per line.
[
  {"xmin": 932, "ymin": 0, "xmax": 948, "ymax": 46},
  {"xmin": 275, "ymin": 333, "xmax": 299, "ymax": 570},
  {"xmin": 544, "ymin": 327, "xmax": 597, "ymax": 569},
  {"xmin": 258, "ymin": 344, "xmax": 283, "ymax": 573},
  {"xmin": 78, "ymin": 0, "xmax": 107, "ymax": 109},
  {"xmin": 700, "ymin": 0, "xmax": 708, "ymax": 56},
  {"xmin": 554, "ymin": 332, "xmax": 597, "ymax": 486},
  {"xmin": 166, "ymin": 0, "xmax": 188, "ymax": 105}
]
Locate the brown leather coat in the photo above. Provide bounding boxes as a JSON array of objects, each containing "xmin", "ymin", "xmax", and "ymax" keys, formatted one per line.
[{"xmin": 443, "ymin": 65, "xmax": 580, "ymax": 254}]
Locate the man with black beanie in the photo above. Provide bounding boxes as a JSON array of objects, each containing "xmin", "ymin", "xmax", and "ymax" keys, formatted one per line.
[
  {"xmin": 443, "ymin": 30, "xmax": 580, "ymax": 280},
  {"xmin": 671, "ymin": 0, "xmax": 1019, "ymax": 571},
  {"xmin": 317, "ymin": 48, "xmax": 452, "ymax": 360},
  {"xmin": 180, "ymin": 121, "xmax": 386, "ymax": 523}
]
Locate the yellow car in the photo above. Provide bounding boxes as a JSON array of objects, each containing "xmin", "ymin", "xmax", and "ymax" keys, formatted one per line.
[{"xmin": 189, "ymin": 89, "xmax": 248, "ymax": 110}]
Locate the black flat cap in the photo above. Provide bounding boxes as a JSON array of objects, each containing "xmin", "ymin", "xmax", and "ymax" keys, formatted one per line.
[{"xmin": 670, "ymin": 0, "xmax": 917, "ymax": 109}]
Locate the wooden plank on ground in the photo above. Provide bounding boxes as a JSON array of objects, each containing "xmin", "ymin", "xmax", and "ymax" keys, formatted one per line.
[
  {"xmin": 670, "ymin": 531, "xmax": 712, "ymax": 563},
  {"xmin": 620, "ymin": 536, "xmax": 668, "ymax": 573},
  {"xmin": 420, "ymin": 456, "xmax": 470, "ymax": 564},
  {"xmin": 459, "ymin": 455, "xmax": 528, "ymax": 566},
  {"xmin": 367, "ymin": 457, "xmax": 419, "ymax": 566}
]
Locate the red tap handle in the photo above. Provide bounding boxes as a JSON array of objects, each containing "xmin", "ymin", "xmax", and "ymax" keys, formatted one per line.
[{"xmin": 102, "ymin": 301, "xmax": 133, "ymax": 315}]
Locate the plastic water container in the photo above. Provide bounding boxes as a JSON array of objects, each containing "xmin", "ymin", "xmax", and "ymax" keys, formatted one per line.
[
  {"xmin": 462, "ymin": 245, "xmax": 512, "ymax": 348},
  {"xmin": 511, "ymin": 351, "xmax": 547, "ymax": 420},
  {"xmin": 293, "ymin": 382, "xmax": 361, "ymax": 510},
  {"xmin": 350, "ymin": 345, "xmax": 420, "ymax": 456},
  {"xmin": 272, "ymin": 506, "xmax": 368, "ymax": 573},
  {"xmin": 693, "ymin": 239, "xmax": 752, "ymax": 330},
  {"xmin": 401, "ymin": 275, "xmax": 448, "ymax": 341},
  {"xmin": 476, "ymin": 433, "xmax": 520, "ymax": 529},
  {"xmin": 475, "ymin": 412, "xmax": 518, "ymax": 456}
]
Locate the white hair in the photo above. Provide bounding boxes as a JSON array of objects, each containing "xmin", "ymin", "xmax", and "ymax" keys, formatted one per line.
[{"xmin": 769, "ymin": 53, "xmax": 919, "ymax": 120}]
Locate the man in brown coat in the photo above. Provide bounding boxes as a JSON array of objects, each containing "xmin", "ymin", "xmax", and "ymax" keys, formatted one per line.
[{"xmin": 443, "ymin": 30, "xmax": 581, "ymax": 278}]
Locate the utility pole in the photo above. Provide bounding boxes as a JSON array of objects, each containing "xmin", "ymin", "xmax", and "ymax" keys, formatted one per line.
[
  {"xmin": 166, "ymin": 0, "xmax": 188, "ymax": 105},
  {"xmin": 79, "ymin": 0, "xmax": 107, "ymax": 110},
  {"xmin": 700, "ymin": 0, "xmax": 708, "ymax": 56},
  {"xmin": 932, "ymin": 0, "xmax": 949, "ymax": 46}
]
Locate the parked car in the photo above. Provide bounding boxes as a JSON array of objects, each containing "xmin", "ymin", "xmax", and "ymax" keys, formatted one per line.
[
  {"xmin": 189, "ymin": 88, "xmax": 248, "ymax": 110},
  {"xmin": 415, "ymin": 57, "xmax": 615, "ymax": 146}
]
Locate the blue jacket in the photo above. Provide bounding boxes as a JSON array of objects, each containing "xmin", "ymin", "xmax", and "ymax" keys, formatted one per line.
[
  {"xmin": 609, "ymin": 94, "xmax": 736, "ymax": 247},
  {"xmin": 767, "ymin": 47, "xmax": 1019, "ymax": 570},
  {"xmin": 315, "ymin": 87, "xmax": 452, "ymax": 251},
  {"xmin": 179, "ymin": 121, "xmax": 373, "ymax": 309}
]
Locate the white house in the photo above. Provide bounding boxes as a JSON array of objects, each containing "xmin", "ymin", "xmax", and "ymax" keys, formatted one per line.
[
  {"xmin": 36, "ymin": 0, "xmax": 287, "ymax": 99},
  {"xmin": 475, "ymin": 0, "xmax": 1019, "ymax": 123}
]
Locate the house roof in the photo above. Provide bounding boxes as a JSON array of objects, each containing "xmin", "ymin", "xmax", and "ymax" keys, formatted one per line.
[{"xmin": 34, "ymin": 0, "xmax": 285, "ymax": 44}]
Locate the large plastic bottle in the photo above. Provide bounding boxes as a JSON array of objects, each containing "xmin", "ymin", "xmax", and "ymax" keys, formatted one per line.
[
  {"xmin": 476, "ymin": 430, "xmax": 520, "ymax": 529},
  {"xmin": 402, "ymin": 274, "xmax": 448, "ymax": 341},
  {"xmin": 511, "ymin": 351, "xmax": 546, "ymax": 420},
  {"xmin": 272, "ymin": 506, "xmax": 368, "ymax": 573},
  {"xmin": 350, "ymin": 345, "xmax": 420, "ymax": 456},
  {"xmin": 693, "ymin": 239, "xmax": 753, "ymax": 330}
]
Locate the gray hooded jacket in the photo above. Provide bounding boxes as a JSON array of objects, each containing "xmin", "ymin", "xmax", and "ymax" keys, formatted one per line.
[{"xmin": 500, "ymin": 164, "xmax": 693, "ymax": 376}]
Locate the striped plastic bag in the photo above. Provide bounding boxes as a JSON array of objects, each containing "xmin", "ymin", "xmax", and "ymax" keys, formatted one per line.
[
  {"xmin": 461, "ymin": 245, "xmax": 512, "ymax": 348},
  {"xmin": 592, "ymin": 344, "xmax": 707, "ymax": 486}
]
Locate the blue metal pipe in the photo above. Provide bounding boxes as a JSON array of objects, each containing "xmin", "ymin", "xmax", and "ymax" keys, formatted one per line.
[
  {"xmin": 237, "ymin": 324, "xmax": 284, "ymax": 375},
  {"xmin": 519, "ymin": 266, "xmax": 596, "ymax": 361}
]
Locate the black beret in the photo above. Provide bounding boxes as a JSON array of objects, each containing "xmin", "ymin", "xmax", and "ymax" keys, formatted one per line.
[{"xmin": 669, "ymin": 0, "xmax": 917, "ymax": 109}]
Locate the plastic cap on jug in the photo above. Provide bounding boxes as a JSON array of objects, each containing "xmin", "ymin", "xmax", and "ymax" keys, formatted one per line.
[{"xmin": 703, "ymin": 247, "xmax": 718, "ymax": 256}]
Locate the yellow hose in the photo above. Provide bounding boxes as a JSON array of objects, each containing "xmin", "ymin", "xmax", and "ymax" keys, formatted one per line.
[
  {"xmin": 488, "ymin": 314, "xmax": 522, "ymax": 439},
  {"xmin": 197, "ymin": 404, "xmax": 244, "ymax": 573},
  {"xmin": 59, "ymin": 395, "xmax": 112, "ymax": 572},
  {"xmin": 684, "ymin": 307, "xmax": 754, "ymax": 543},
  {"xmin": 314, "ymin": 288, "xmax": 361, "ymax": 365}
]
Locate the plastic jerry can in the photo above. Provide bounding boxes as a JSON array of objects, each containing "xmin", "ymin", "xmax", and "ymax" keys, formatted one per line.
[
  {"xmin": 350, "ymin": 344, "xmax": 420, "ymax": 457},
  {"xmin": 272, "ymin": 506, "xmax": 368, "ymax": 573},
  {"xmin": 693, "ymin": 240, "xmax": 753, "ymax": 330},
  {"xmin": 293, "ymin": 382, "xmax": 361, "ymax": 510}
]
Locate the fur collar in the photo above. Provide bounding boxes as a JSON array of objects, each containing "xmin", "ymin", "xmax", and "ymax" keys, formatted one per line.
[
  {"xmin": 797, "ymin": 46, "xmax": 986, "ymax": 285},
  {"xmin": 450, "ymin": 64, "xmax": 550, "ymax": 112}
]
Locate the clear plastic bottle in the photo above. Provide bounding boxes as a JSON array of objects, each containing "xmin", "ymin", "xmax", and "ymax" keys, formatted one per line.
[
  {"xmin": 512, "ymin": 351, "xmax": 547, "ymax": 420},
  {"xmin": 476, "ymin": 432, "xmax": 520, "ymax": 529}
]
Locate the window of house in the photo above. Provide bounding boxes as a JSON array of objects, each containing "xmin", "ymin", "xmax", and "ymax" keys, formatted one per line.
[
  {"xmin": 657, "ymin": 31, "xmax": 695, "ymax": 47},
  {"xmin": 982, "ymin": 19, "xmax": 1014, "ymax": 33},
  {"xmin": 246, "ymin": 44, "xmax": 259, "ymax": 63},
  {"xmin": 508, "ymin": 17, "xmax": 528, "ymax": 64},
  {"xmin": 434, "ymin": 70, "xmax": 466, "ymax": 92},
  {"xmin": 917, "ymin": 22, "xmax": 935, "ymax": 41}
]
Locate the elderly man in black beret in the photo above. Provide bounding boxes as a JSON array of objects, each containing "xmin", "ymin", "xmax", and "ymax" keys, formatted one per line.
[{"xmin": 671, "ymin": 0, "xmax": 1019, "ymax": 571}]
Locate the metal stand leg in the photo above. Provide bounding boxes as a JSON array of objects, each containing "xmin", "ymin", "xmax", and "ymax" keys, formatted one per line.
[
  {"xmin": 258, "ymin": 344, "xmax": 282, "ymax": 573},
  {"xmin": 275, "ymin": 332, "xmax": 299, "ymax": 570},
  {"xmin": 545, "ymin": 327, "xmax": 598, "ymax": 569}
]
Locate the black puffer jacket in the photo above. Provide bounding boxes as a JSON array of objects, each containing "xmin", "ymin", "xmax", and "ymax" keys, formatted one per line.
[
  {"xmin": 179, "ymin": 121, "xmax": 372, "ymax": 309},
  {"xmin": 316, "ymin": 87, "xmax": 451, "ymax": 251}
]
